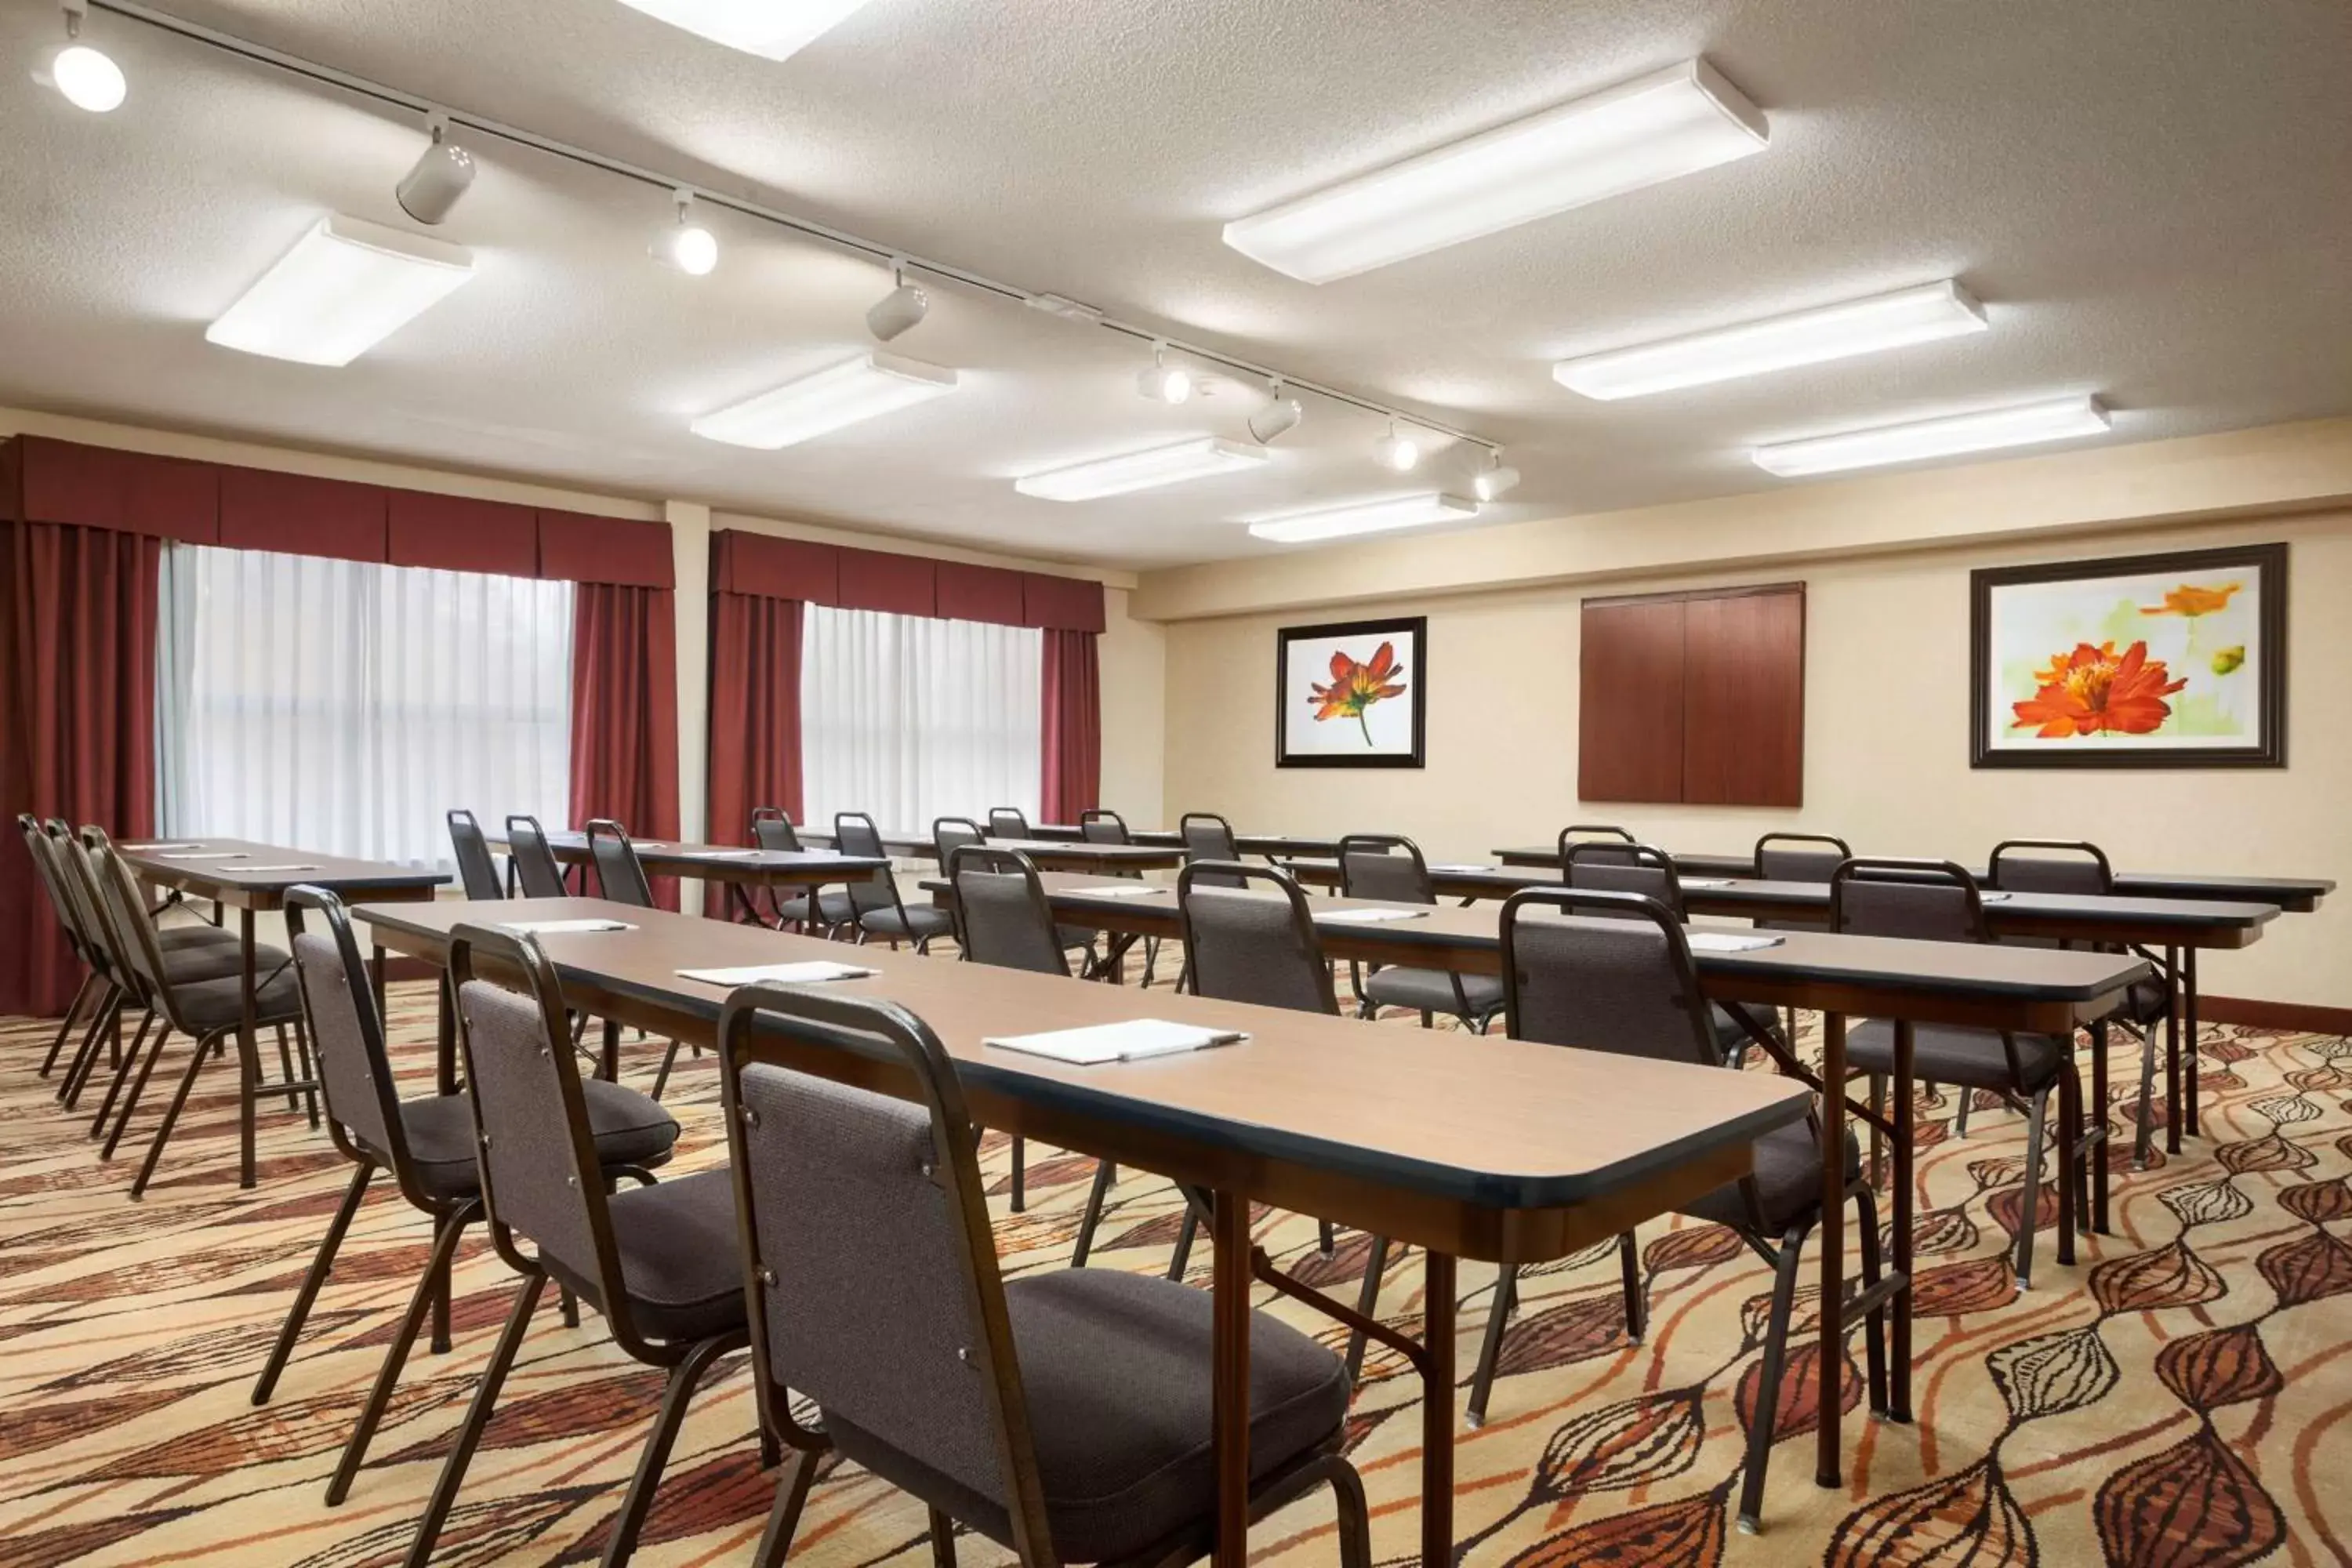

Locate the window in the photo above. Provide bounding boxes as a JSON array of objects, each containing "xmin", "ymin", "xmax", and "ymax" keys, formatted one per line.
[
  {"xmin": 155, "ymin": 544, "xmax": 574, "ymax": 869},
  {"xmin": 799, "ymin": 604, "xmax": 1041, "ymax": 833}
]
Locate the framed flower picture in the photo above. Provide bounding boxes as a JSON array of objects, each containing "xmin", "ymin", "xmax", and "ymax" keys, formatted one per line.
[
  {"xmin": 1970, "ymin": 542, "xmax": 2285, "ymax": 768},
  {"xmin": 1276, "ymin": 615, "xmax": 1426, "ymax": 768}
]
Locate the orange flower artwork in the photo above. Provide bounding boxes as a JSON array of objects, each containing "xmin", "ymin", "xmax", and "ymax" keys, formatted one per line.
[
  {"xmin": 2142, "ymin": 581, "xmax": 2241, "ymax": 616},
  {"xmin": 2011, "ymin": 639, "xmax": 2187, "ymax": 738},
  {"xmin": 1309, "ymin": 641, "xmax": 1408, "ymax": 746}
]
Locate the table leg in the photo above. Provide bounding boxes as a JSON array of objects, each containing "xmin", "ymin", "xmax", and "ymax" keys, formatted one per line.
[
  {"xmin": 1210, "ymin": 1189, "xmax": 1250, "ymax": 1568},
  {"xmin": 437, "ymin": 971, "xmax": 459, "ymax": 1097},
  {"xmin": 2183, "ymin": 948, "xmax": 2201, "ymax": 1138},
  {"xmin": 371, "ymin": 943, "xmax": 388, "ymax": 1027},
  {"xmin": 601, "ymin": 1017, "xmax": 621, "ymax": 1083},
  {"xmin": 2091, "ymin": 1018, "xmax": 2111, "ymax": 1234},
  {"xmin": 1421, "ymin": 1250, "xmax": 1458, "ymax": 1566},
  {"xmin": 2164, "ymin": 945, "xmax": 2183, "ymax": 1156},
  {"xmin": 1889, "ymin": 1018, "xmax": 1915, "ymax": 1425},
  {"xmin": 2055, "ymin": 1047, "xmax": 2078, "ymax": 1269},
  {"xmin": 238, "ymin": 907, "xmax": 259, "ymax": 1189},
  {"xmin": 1817, "ymin": 1011, "xmax": 1847, "ymax": 1485}
]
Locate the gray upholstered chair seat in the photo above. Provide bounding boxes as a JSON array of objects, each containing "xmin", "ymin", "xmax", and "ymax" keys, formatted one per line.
[
  {"xmin": 1847, "ymin": 1019, "xmax": 2065, "ymax": 1093},
  {"xmin": 815, "ymin": 889, "xmax": 858, "ymax": 927},
  {"xmin": 398, "ymin": 1079, "xmax": 680, "ymax": 1200},
  {"xmin": 1682, "ymin": 1121, "xmax": 1860, "ymax": 1233},
  {"xmin": 173, "ymin": 967, "xmax": 303, "ymax": 1033},
  {"xmin": 160, "ymin": 939, "xmax": 287, "ymax": 987},
  {"xmin": 858, "ymin": 904, "xmax": 956, "ymax": 942},
  {"xmin": 770, "ymin": 892, "xmax": 815, "ymax": 925},
  {"xmin": 1360, "ymin": 965, "xmax": 1503, "ymax": 1017},
  {"xmin": 158, "ymin": 924, "xmax": 242, "ymax": 953},
  {"xmin": 826, "ymin": 1268, "xmax": 1349, "ymax": 1564},
  {"xmin": 1711, "ymin": 1000, "xmax": 1782, "ymax": 1054},
  {"xmin": 2120, "ymin": 976, "xmax": 2170, "ymax": 1025},
  {"xmin": 577, "ymin": 1170, "xmax": 745, "ymax": 1343}
]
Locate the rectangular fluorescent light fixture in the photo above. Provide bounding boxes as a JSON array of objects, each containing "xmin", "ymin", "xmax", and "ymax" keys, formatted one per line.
[
  {"xmin": 205, "ymin": 214, "xmax": 474, "ymax": 367},
  {"xmin": 615, "ymin": 0, "xmax": 873, "ymax": 61},
  {"xmin": 1247, "ymin": 492, "xmax": 1479, "ymax": 544},
  {"xmin": 1554, "ymin": 281, "xmax": 1989, "ymax": 400},
  {"xmin": 1015, "ymin": 437, "xmax": 1270, "ymax": 502},
  {"xmin": 691, "ymin": 351, "xmax": 958, "ymax": 449},
  {"xmin": 1222, "ymin": 59, "xmax": 1767, "ymax": 284},
  {"xmin": 1753, "ymin": 396, "xmax": 2111, "ymax": 477}
]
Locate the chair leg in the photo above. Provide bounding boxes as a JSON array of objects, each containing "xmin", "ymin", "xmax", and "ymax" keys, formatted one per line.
[
  {"xmin": 750, "ymin": 1447, "xmax": 822, "ymax": 1568},
  {"xmin": 1318, "ymin": 1218, "xmax": 1336, "ymax": 1258},
  {"xmin": 1954, "ymin": 1083, "xmax": 1973, "ymax": 1138},
  {"xmin": 87, "ymin": 1008, "xmax": 157, "ymax": 1141},
  {"xmin": 292, "ymin": 1014, "xmax": 320, "ymax": 1127},
  {"xmin": 928, "ymin": 1507, "xmax": 958, "ymax": 1568},
  {"xmin": 328, "ymin": 1200, "xmax": 480, "ymax": 1505},
  {"xmin": 2132, "ymin": 1020, "xmax": 2159, "ymax": 1167},
  {"xmin": 130, "ymin": 1026, "xmax": 221, "ymax": 1200},
  {"xmin": 57, "ymin": 988, "xmax": 125, "ymax": 1108},
  {"xmin": 601, "ymin": 1017, "xmax": 621, "ymax": 1082},
  {"xmin": 1735, "ymin": 1222, "xmax": 1809, "ymax": 1535},
  {"xmin": 274, "ymin": 1022, "xmax": 302, "ymax": 1113},
  {"xmin": 1327, "ymin": 1454, "xmax": 1374, "ymax": 1568},
  {"xmin": 1072, "ymin": 1160, "xmax": 1117, "ymax": 1267},
  {"xmin": 2013, "ymin": 1083, "xmax": 2053, "ymax": 1290},
  {"xmin": 597, "ymin": 1336, "xmax": 738, "ymax": 1568},
  {"xmin": 252, "ymin": 1162, "xmax": 374, "ymax": 1405},
  {"xmin": 401, "ymin": 1272, "xmax": 546, "ymax": 1567},
  {"xmin": 99, "ymin": 1020, "xmax": 172, "ymax": 1160},
  {"xmin": 1618, "ymin": 1230, "xmax": 1646, "ymax": 1344},
  {"xmin": 1009, "ymin": 1134, "xmax": 1025, "ymax": 1213},
  {"xmin": 650, "ymin": 1037, "xmax": 683, "ymax": 1102},
  {"xmin": 1466, "ymin": 1262, "xmax": 1518, "ymax": 1428},
  {"xmin": 1169, "ymin": 1203, "xmax": 1200, "ymax": 1282},
  {"xmin": 2056, "ymin": 1065, "xmax": 2082, "ymax": 1269},
  {"xmin": 1341, "ymin": 1235, "xmax": 1392, "ymax": 1386},
  {"xmin": 1418, "ymin": 1009, "xmax": 1433, "ymax": 1029},
  {"xmin": 37, "ymin": 971, "xmax": 98, "ymax": 1078},
  {"xmin": 1854, "ymin": 1183, "xmax": 1889, "ymax": 1417}
]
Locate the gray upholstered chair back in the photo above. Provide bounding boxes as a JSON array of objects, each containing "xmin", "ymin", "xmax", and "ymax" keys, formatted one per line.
[
  {"xmin": 1555, "ymin": 823, "xmax": 1638, "ymax": 869},
  {"xmin": 285, "ymin": 888, "xmax": 405, "ymax": 1168},
  {"xmin": 1178, "ymin": 863, "xmax": 1338, "ymax": 1015},
  {"xmin": 504, "ymin": 815, "xmax": 569, "ymax": 898},
  {"xmin": 1338, "ymin": 833, "xmax": 1433, "ymax": 906},
  {"xmin": 718, "ymin": 987, "xmax": 1051, "ymax": 1558},
  {"xmin": 81, "ymin": 829, "xmax": 169, "ymax": 1000},
  {"xmin": 448, "ymin": 925, "xmax": 619, "ymax": 1301},
  {"xmin": 1566, "ymin": 841, "xmax": 1683, "ymax": 919},
  {"xmin": 1079, "ymin": 808, "xmax": 1129, "ymax": 845},
  {"xmin": 834, "ymin": 814, "xmax": 898, "ymax": 915},
  {"xmin": 1989, "ymin": 840, "xmax": 2112, "ymax": 896},
  {"xmin": 751, "ymin": 808, "xmax": 803, "ymax": 853},
  {"xmin": 1179, "ymin": 811, "xmax": 1245, "ymax": 888},
  {"xmin": 934, "ymin": 816, "xmax": 985, "ymax": 864},
  {"xmin": 43, "ymin": 820, "xmax": 118, "ymax": 974},
  {"xmin": 1830, "ymin": 858, "xmax": 1987, "ymax": 944},
  {"xmin": 987, "ymin": 807, "xmax": 1031, "ymax": 840},
  {"xmin": 948, "ymin": 848, "xmax": 1069, "ymax": 977},
  {"xmin": 1757, "ymin": 832, "xmax": 1851, "ymax": 884},
  {"xmin": 18, "ymin": 815, "xmax": 89, "ymax": 960},
  {"xmin": 1499, "ymin": 887, "xmax": 1719, "ymax": 1068},
  {"xmin": 585, "ymin": 819, "xmax": 654, "ymax": 908},
  {"xmin": 446, "ymin": 810, "xmax": 506, "ymax": 901}
]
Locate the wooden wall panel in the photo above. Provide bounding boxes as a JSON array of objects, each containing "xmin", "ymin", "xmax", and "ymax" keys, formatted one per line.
[
  {"xmin": 1682, "ymin": 586, "xmax": 1806, "ymax": 807},
  {"xmin": 1578, "ymin": 598, "xmax": 1687, "ymax": 803}
]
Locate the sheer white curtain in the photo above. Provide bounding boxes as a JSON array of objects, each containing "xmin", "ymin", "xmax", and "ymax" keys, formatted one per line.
[
  {"xmin": 156, "ymin": 544, "xmax": 574, "ymax": 869},
  {"xmin": 800, "ymin": 604, "xmax": 1041, "ymax": 834}
]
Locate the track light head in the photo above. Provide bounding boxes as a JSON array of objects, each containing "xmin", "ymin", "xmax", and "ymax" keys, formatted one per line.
[
  {"xmin": 47, "ymin": 3, "xmax": 124, "ymax": 112},
  {"xmin": 866, "ymin": 260, "xmax": 928, "ymax": 342},
  {"xmin": 395, "ymin": 116, "xmax": 474, "ymax": 226},
  {"xmin": 651, "ymin": 188, "xmax": 717, "ymax": 275},
  {"xmin": 1247, "ymin": 379, "xmax": 1304, "ymax": 445},
  {"xmin": 1473, "ymin": 448, "xmax": 1522, "ymax": 500},
  {"xmin": 1374, "ymin": 421, "xmax": 1421, "ymax": 472},
  {"xmin": 1136, "ymin": 342, "xmax": 1192, "ymax": 404}
]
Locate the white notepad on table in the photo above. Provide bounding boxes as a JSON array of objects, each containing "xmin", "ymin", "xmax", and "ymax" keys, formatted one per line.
[
  {"xmin": 1679, "ymin": 877, "xmax": 1733, "ymax": 888},
  {"xmin": 1069, "ymin": 884, "xmax": 1167, "ymax": 898},
  {"xmin": 161, "ymin": 851, "xmax": 247, "ymax": 860},
  {"xmin": 677, "ymin": 961, "xmax": 874, "ymax": 985},
  {"xmin": 688, "ymin": 849, "xmax": 764, "ymax": 860},
  {"xmin": 501, "ymin": 918, "xmax": 635, "ymax": 935},
  {"xmin": 1428, "ymin": 862, "xmax": 1493, "ymax": 873},
  {"xmin": 124, "ymin": 843, "xmax": 201, "ymax": 852},
  {"xmin": 985, "ymin": 1018, "xmax": 1244, "ymax": 1065},
  {"xmin": 1980, "ymin": 891, "xmax": 2013, "ymax": 902},
  {"xmin": 1316, "ymin": 906, "xmax": 1428, "ymax": 924},
  {"xmin": 240, "ymin": 864, "xmax": 321, "ymax": 873},
  {"xmin": 1685, "ymin": 931, "xmax": 1783, "ymax": 953}
]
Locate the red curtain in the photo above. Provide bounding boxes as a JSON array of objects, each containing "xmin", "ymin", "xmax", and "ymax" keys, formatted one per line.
[
  {"xmin": 570, "ymin": 582, "xmax": 681, "ymax": 909},
  {"xmin": 2, "ymin": 521, "xmax": 162, "ymax": 1015},
  {"xmin": 704, "ymin": 590, "xmax": 803, "ymax": 913},
  {"xmin": 1040, "ymin": 628, "xmax": 1102, "ymax": 825}
]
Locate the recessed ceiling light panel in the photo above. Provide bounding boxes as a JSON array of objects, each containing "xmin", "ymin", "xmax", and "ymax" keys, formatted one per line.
[
  {"xmin": 205, "ymin": 214, "xmax": 474, "ymax": 366},
  {"xmin": 690, "ymin": 350, "xmax": 958, "ymax": 449},
  {"xmin": 1247, "ymin": 492, "xmax": 1479, "ymax": 544},
  {"xmin": 1751, "ymin": 395, "xmax": 2111, "ymax": 477},
  {"xmin": 614, "ymin": 0, "xmax": 874, "ymax": 61},
  {"xmin": 1223, "ymin": 59, "xmax": 1767, "ymax": 284},
  {"xmin": 1014, "ymin": 437, "xmax": 1270, "ymax": 502}
]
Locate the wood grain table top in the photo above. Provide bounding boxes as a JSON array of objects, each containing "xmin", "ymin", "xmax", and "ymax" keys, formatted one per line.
[
  {"xmin": 118, "ymin": 837, "xmax": 448, "ymax": 904},
  {"xmin": 506, "ymin": 831, "xmax": 891, "ymax": 883}
]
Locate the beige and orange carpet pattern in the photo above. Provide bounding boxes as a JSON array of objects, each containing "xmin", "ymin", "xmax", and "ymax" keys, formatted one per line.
[{"xmin": 0, "ymin": 971, "xmax": 2347, "ymax": 1566}]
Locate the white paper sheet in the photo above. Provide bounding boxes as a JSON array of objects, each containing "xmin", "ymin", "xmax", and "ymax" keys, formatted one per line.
[
  {"xmin": 1069, "ymin": 884, "xmax": 1169, "ymax": 898},
  {"xmin": 687, "ymin": 850, "xmax": 765, "ymax": 860},
  {"xmin": 499, "ymin": 918, "xmax": 635, "ymax": 935},
  {"xmin": 1315, "ymin": 906, "xmax": 1428, "ymax": 924},
  {"xmin": 1685, "ymin": 931, "xmax": 1783, "ymax": 953},
  {"xmin": 677, "ymin": 961, "xmax": 875, "ymax": 985},
  {"xmin": 239, "ymin": 864, "xmax": 321, "ymax": 873},
  {"xmin": 123, "ymin": 844, "xmax": 202, "ymax": 852},
  {"xmin": 985, "ymin": 1018, "xmax": 1244, "ymax": 1065},
  {"xmin": 1428, "ymin": 863, "xmax": 1494, "ymax": 873},
  {"xmin": 1679, "ymin": 877, "xmax": 1733, "ymax": 888},
  {"xmin": 1980, "ymin": 891, "xmax": 2013, "ymax": 902},
  {"xmin": 159, "ymin": 852, "xmax": 248, "ymax": 861}
]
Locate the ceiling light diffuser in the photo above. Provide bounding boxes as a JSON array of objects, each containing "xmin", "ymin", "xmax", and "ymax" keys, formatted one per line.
[
  {"xmin": 1374, "ymin": 426, "xmax": 1422, "ymax": 472},
  {"xmin": 1247, "ymin": 492, "xmax": 1479, "ymax": 544},
  {"xmin": 652, "ymin": 190, "xmax": 717, "ymax": 275},
  {"xmin": 1223, "ymin": 59, "xmax": 1767, "ymax": 284},
  {"xmin": 1555, "ymin": 280, "xmax": 1989, "ymax": 400},
  {"xmin": 205, "ymin": 214, "xmax": 474, "ymax": 367},
  {"xmin": 614, "ymin": 0, "xmax": 873, "ymax": 61},
  {"xmin": 1473, "ymin": 452, "xmax": 1522, "ymax": 500},
  {"xmin": 690, "ymin": 350, "xmax": 957, "ymax": 448},
  {"xmin": 1752, "ymin": 395, "xmax": 2111, "ymax": 477},
  {"xmin": 1015, "ymin": 437, "xmax": 1270, "ymax": 502},
  {"xmin": 51, "ymin": 42, "xmax": 124, "ymax": 111}
]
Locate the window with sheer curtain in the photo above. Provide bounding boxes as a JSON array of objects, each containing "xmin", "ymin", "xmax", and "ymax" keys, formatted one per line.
[
  {"xmin": 154, "ymin": 544, "xmax": 574, "ymax": 869},
  {"xmin": 799, "ymin": 604, "xmax": 1041, "ymax": 835}
]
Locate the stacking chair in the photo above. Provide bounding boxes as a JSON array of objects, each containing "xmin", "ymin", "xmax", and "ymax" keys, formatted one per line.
[
  {"xmin": 1833, "ymin": 859, "xmax": 2089, "ymax": 1288},
  {"xmin": 254, "ymin": 888, "xmax": 679, "ymax": 1506},
  {"xmin": 503, "ymin": 813, "xmax": 571, "ymax": 897},
  {"xmin": 1178, "ymin": 811, "xmax": 1245, "ymax": 885},
  {"xmin": 81, "ymin": 829, "xmax": 308, "ymax": 1199},
  {"xmin": 1079, "ymin": 808, "xmax": 1158, "ymax": 985},
  {"xmin": 745, "ymin": 808, "xmax": 818, "ymax": 930},
  {"xmin": 1754, "ymin": 831, "xmax": 1853, "ymax": 1044},
  {"xmin": 836, "ymin": 812, "xmax": 955, "ymax": 952},
  {"xmin": 405, "ymin": 924, "xmax": 746, "ymax": 1568},
  {"xmin": 1471, "ymin": 886, "xmax": 1886, "ymax": 1534},
  {"xmin": 1337, "ymin": 833, "xmax": 1503, "ymax": 1032},
  {"xmin": 987, "ymin": 805, "xmax": 1033, "ymax": 839},
  {"xmin": 445, "ymin": 810, "xmax": 506, "ymax": 901},
  {"xmin": 1985, "ymin": 840, "xmax": 2168, "ymax": 1159},
  {"xmin": 585, "ymin": 818, "xmax": 656, "ymax": 906},
  {"xmin": 716, "ymin": 982, "xmax": 1371, "ymax": 1568},
  {"xmin": 1553, "ymin": 822, "xmax": 1638, "ymax": 866},
  {"xmin": 17, "ymin": 813, "xmax": 112, "ymax": 1080},
  {"xmin": 1563, "ymin": 840, "xmax": 1788, "ymax": 1065},
  {"xmin": 935, "ymin": 815, "xmax": 987, "ymax": 865}
]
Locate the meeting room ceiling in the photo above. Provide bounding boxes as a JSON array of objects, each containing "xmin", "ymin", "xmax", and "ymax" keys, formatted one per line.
[{"xmin": 2, "ymin": 0, "xmax": 2347, "ymax": 567}]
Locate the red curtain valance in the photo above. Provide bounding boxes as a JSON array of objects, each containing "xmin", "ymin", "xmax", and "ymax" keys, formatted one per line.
[
  {"xmin": 708, "ymin": 528, "xmax": 1104, "ymax": 632},
  {"xmin": 11, "ymin": 437, "xmax": 670, "ymax": 586}
]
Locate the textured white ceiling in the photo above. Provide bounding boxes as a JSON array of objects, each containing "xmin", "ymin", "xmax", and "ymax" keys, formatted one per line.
[{"xmin": 2, "ymin": 0, "xmax": 2347, "ymax": 566}]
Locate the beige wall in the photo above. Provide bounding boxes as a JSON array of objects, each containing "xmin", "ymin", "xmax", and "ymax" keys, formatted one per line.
[{"xmin": 1156, "ymin": 507, "xmax": 2352, "ymax": 1009}]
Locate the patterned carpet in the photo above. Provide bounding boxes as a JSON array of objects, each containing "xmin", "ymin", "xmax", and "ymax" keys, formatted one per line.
[{"xmin": 0, "ymin": 960, "xmax": 2346, "ymax": 1568}]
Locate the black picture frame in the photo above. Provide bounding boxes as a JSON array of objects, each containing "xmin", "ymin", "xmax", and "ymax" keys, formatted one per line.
[
  {"xmin": 1969, "ymin": 542, "xmax": 2286, "ymax": 769},
  {"xmin": 1275, "ymin": 615, "xmax": 1427, "ymax": 769}
]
